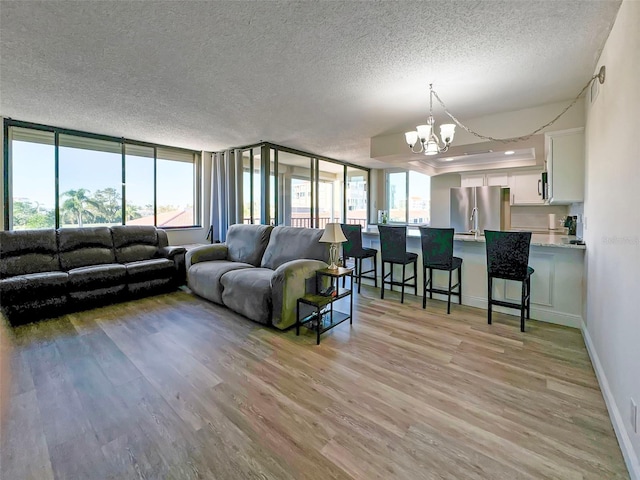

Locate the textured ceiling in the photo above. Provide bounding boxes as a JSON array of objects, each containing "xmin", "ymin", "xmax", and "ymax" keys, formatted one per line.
[{"xmin": 0, "ymin": 0, "xmax": 621, "ymax": 167}]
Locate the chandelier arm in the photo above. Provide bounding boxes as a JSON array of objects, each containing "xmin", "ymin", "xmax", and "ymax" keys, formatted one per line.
[{"xmin": 430, "ymin": 74, "xmax": 599, "ymax": 144}]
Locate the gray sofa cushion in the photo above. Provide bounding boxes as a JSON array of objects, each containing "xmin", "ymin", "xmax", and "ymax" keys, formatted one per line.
[
  {"xmin": 68, "ymin": 264, "xmax": 126, "ymax": 290},
  {"xmin": 58, "ymin": 227, "xmax": 116, "ymax": 270},
  {"xmin": 226, "ymin": 224, "xmax": 274, "ymax": 267},
  {"xmin": 261, "ymin": 226, "xmax": 329, "ymax": 270},
  {"xmin": 220, "ymin": 268, "xmax": 273, "ymax": 324},
  {"xmin": 0, "ymin": 229, "xmax": 60, "ymax": 278},
  {"xmin": 124, "ymin": 258, "xmax": 175, "ymax": 282},
  {"xmin": 187, "ymin": 260, "xmax": 254, "ymax": 304},
  {"xmin": 111, "ymin": 225, "xmax": 159, "ymax": 263}
]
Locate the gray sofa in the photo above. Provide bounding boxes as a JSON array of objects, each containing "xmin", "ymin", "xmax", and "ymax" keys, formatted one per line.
[
  {"xmin": 0, "ymin": 226, "xmax": 185, "ymax": 324},
  {"xmin": 186, "ymin": 224, "xmax": 329, "ymax": 329}
]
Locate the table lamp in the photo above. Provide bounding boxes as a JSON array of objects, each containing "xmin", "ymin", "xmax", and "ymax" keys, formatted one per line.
[{"xmin": 319, "ymin": 223, "xmax": 347, "ymax": 270}]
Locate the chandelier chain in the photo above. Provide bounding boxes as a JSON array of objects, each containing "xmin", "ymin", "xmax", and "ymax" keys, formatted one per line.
[{"xmin": 429, "ymin": 74, "xmax": 599, "ymax": 144}]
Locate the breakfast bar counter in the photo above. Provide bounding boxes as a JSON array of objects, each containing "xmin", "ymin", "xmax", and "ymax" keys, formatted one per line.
[{"xmin": 361, "ymin": 227, "xmax": 585, "ymax": 328}]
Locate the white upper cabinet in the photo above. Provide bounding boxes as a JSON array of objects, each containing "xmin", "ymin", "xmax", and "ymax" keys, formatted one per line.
[
  {"xmin": 460, "ymin": 174, "xmax": 485, "ymax": 188},
  {"xmin": 486, "ymin": 172, "xmax": 509, "ymax": 187},
  {"xmin": 509, "ymin": 170, "xmax": 545, "ymax": 205},
  {"xmin": 460, "ymin": 172, "xmax": 509, "ymax": 188},
  {"xmin": 545, "ymin": 128, "xmax": 585, "ymax": 204}
]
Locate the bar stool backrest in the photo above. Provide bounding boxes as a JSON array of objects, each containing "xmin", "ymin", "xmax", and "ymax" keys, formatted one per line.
[
  {"xmin": 485, "ymin": 230, "xmax": 532, "ymax": 281},
  {"xmin": 340, "ymin": 224, "xmax": 364, "ymax": 257},
  {"xmin": 378, "ymin": 225, "xmax": 408, "ymax": 263},
  {"xmin": 419, "ymin": 227, "xmax": 454, "ymax": 269}
]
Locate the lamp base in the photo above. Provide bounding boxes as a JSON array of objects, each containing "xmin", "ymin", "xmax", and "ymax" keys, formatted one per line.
[{"xmin": 328, "ymin": 243, "xmax": 340, "ymax": 270}]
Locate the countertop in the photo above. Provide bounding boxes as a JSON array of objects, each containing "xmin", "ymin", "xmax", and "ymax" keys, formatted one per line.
[{"xmin": 361, "ymin": 226, "xmax": 586, "ymax": 250}]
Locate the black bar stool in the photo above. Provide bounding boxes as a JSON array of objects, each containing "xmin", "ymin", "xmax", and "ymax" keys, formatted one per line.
[
  {"xmin": 418, "ymin": 227, "xmax": 462, "ymax": 314},
  {"xmin": 485, "ymin": 230, "xmax": 534, "ymax": 332},
  {"xmin": 378, "ymin": 225, "xmax": 417, "ymax": 303},
  {"xmin": 340, "ymin": 224, "xmax": 377, "ymax": 293}
]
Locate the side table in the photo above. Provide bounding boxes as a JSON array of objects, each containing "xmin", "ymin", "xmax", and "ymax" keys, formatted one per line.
[{"xmin": 296, "ymin": 267, "xmax": 353, "ymax": 345}]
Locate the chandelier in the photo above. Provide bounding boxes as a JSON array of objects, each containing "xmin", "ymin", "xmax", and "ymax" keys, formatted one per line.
[
  {"xmin": 404, "ymin": 67, "xmax": 606, "ymax": 156},
  {"xmin": 404, "ymin": 84, "xmax": 455, "ymax": 155}
]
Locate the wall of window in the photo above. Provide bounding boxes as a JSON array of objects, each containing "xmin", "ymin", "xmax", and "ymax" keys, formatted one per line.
[
  {"xmin": 3, "ymin": 119, "xmax": 201, "ymax": 230},
  {"xmin": 385, "ymin": 170, "xmax": 431, "ymax": 224},
  {"xmin": 237, "ymin": 142, "xmax": 370, "ymax": 228}
]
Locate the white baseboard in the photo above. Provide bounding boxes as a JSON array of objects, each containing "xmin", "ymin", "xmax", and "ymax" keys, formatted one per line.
[
  {"xmin": 581, "ymin": 322, "xmax": 639, "ymax": 480},
  {"xmin": 460, "ymin": 294, "xmax": 582, "ymax": 328}
]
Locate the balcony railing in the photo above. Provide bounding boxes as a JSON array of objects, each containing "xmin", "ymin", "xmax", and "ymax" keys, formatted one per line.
[{"xmin": 243, "ymin": 217, "xmax": 367, "ymax": 228}]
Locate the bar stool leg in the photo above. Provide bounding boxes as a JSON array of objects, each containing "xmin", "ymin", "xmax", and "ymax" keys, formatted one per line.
[
  {"xmin": 380, "ymin": 262, "xmax": 385, "ymax": 299},
  {"xmin": 526, "ymin": 276, "xmax": 531, "ymax": 319},
  {"xmin": 487, "ymin": 276, "xmax": 493, "ymax": 325},
  {"xmin": 357, "ymin": 257, "xmax": 362, "ymax": 294},
  {"xmin": 413, "ymin": 260, "xmax": 417, "ymax": 296},
  {"xmin": 401, "ymin": 263, "xmax": 406, "ymax": 304},
  {"xmin": 520, "ymin": 280, "xmax": 526, "ymax": 332},
  {"xmin": 458, "ymin": 265, "xmax": 462, "ymax": 305},
  {"xmin": 447, "ymin": 270, "xmax": 452, "ymax": 314},
  {"xmin": 422, "ymin": 265, "xmax": 427, "ymax": 309},
  {"xmin": 374, "ymin": 253, "xmax": 378, "ymax": 287}
]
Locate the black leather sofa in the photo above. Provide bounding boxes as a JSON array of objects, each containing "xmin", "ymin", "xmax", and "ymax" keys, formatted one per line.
[{"xmin": 0, "ymin": 225, "xmax": 185, "ymax": 324}]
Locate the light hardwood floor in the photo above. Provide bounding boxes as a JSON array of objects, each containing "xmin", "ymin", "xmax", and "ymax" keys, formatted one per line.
[{"xmin": 0, "ymin": 286, "xmax": 629, "ymax": 479}]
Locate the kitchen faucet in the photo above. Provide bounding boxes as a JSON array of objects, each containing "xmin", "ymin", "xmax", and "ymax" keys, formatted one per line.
[{"xmin": 470, "ymin": 207, "xmax": 479, "ymax": 235}]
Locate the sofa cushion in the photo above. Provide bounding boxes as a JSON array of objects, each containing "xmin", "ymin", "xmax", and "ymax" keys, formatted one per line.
[
  {"xmin": 261, "ymin": 226, "xmax": 329, "ymax": 270},
  {"xmin": 187, "ymin": 260, "xmax": 254, "ymax": 304},
  {"xmin": 58, "ymin": 227, "xmax": 116, "ymax": 270},
  {"xmin": 124, "ymin": 258, "xmax": 175, "ymax": 282},
  {"xmin": 226, "ymin": 224, "xmax": 274, "ymax": 267},
  {"xmin": 220, "ymin": 268, "xmax": 273, "ymax": 324},
  {"xmin": 111, "ymin": 225, "xmax": 159, "ymax": 263},
  {"xmin": 68, "ymin": 264, "xmax": 126, "ymax": 291},
  {"xmin": 0, "ymin": 229, "xmax": 60, "ymax": 278},
  {"xmin": 1, "ymin": 271, "xmax": 68, "ymax": 300},
  {"xmin": 0, "ymin": 271, "xmax": 68, "ymax": 319}
]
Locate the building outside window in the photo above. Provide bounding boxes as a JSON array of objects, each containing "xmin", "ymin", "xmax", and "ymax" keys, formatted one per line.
[
  {"xmin": 4, "ymin": 120, "xmax": 200, "ymax": 230},
  {"xmin": 386, "ymin": 170, "xmax": 431, "ymax": 224}
]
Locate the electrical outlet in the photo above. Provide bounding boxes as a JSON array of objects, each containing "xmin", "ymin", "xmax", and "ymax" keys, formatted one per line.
[{"xmin": 631, "ymin": 398, "xmax": 638, "ymax": 434}]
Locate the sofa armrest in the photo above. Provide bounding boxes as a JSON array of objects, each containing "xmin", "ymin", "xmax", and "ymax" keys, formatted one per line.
[
  {"xmin": 270, "ymin": 258, "xmax": 328, "ymax": 330},
  {"xmin": 185, "ymin": 244, "xmax": 228, "ymax": 269},
  {"xmin": 157, "ymin": 245, "xmax": 186, "ymax": 260}
]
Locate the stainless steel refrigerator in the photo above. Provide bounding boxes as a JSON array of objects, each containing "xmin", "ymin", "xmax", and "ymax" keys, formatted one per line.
[{"xmin": 450, "ymin": 186, "xmax": 511, "ymax": 234}]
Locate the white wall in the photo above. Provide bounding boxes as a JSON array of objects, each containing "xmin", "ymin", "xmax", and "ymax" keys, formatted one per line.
[{"xmin": 583, "ymin": 1, "xmax": 640, "ymax": 477}]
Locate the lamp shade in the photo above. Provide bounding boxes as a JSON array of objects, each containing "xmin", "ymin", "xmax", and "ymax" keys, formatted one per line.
[
  {"xmin": 440, "ymin": 124, "xmax": 456, "ymax": 143},
  {"xmin": 404, "ymin": 131, "xmax": 418, "ymax": 147},
  {"xmin": 416, "ymin": 124, "xmax": 432, "ymax": 142},
  {"xmin": 319, "ymin": 223, "xmax": 347, "ymax": 243}
]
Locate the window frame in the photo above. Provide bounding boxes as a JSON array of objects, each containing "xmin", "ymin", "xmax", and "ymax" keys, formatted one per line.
[
  {"xmin": 385, "ymin": 169, "xmax": 431, "ymax": 225},
  {"xmin": 235, "ymin": 142, "xmax": 370, "ymax": 228},
  {"xmin": 3, "ymin": 118, "xmax": 201, "ymax": 230}
]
